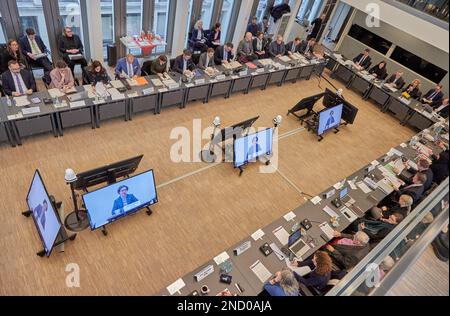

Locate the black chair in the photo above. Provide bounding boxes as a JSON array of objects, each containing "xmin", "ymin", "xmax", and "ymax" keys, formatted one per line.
[
  {"xmin": 381, "ymin": 73, "xmax": 388, "ymax": 80},
  {"xmin": 142, "ymin": 60, "xmax": 153, "ymax": 76},
  {"xmin": 192, "ymin": 53, "xmax": 201, "ymax": 66},
  {"xmin": 398, "ymin": 81, "xmax": 406, "ymax": 90},
  {"xmin": 169, "ymin": 58, "xmax": 176, "ymax": 71},
  {"xmin": 364, "ymin": 61, "xmax": 372, "ymax": 71}
]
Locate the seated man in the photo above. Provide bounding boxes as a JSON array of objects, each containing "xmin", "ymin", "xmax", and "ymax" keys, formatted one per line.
[
  {"xmin": 352, "ymin": 48, "xmax": 372, "ymax": 70},
  {"xmin": 214, "ymin": 43, "xmax": 234, "ymax": 65},
  {"xmin": 173, "ymin": 49, "xmax": 196, "ymax": 75},
  {"xmin": 404, "ymin": 158, "xmax": 434, "ymax": 192},
  {"xmin": 191, "ymin": 20, "xmax": 208, "ymax": 53},
  {"xmin": 431, "ymin": 151, "xmax": 449, "ymax": 184},
  {"xmin": 422, "ymin": 84, "xmax": 444, "ymax": 106},
  {"xmin": 263, "ymin": 268, "xmax": 299, "ymax": 296},
  {"xmin": 246, "ymin": 16, "xmax": 261, "ymax": 37},
  {"xmin": 325, "ymin": 231, "xmax": 371, "ymax": 270},
  {"xmin": 237, "ymin": 32, "xmax": 257, "ymax": 63},
  {"xmin": 386, "ymin": 71, "xmax": 405, "ymax": 89},
  {"xmin": 372, "ymin": 195, "xmax": 414, "ymax": 219},
  {"xmin": 351, "ymin": 213, "xmax": 405, "ymax": 243},
  {"xmin": 49, "ymin": 60, "xmax": 75, "ymax": 93},
  {"xmin": 58, "ymin": 26, "xmax": 88, "ymax": 76},
  {"xmin": 150, "ymin": 55, "xmax": 169, "ymax": 78},
  {"xmin": 268, "ymin": 35, "xmax": 286, "ymax": 58},
  {"xmin": 392, "ymin": 173, "xmax": 427, "ymax": 205},
  {"xmin": 285, "ymin": 37, "xmax": 302, "ymax": 56},
  {"xmin": 299, "ymin": 38, "xmax": 316, "ymax": 56},
  {"xmin": 19, "ymin": 28, "xmax": 53, "ymax": 85},
  {"xmin": 1, "ymin": 60, "xmax": 36, "ymax": 96},
  {"xmin": 433, "ymin": 98, "xmax": 449, "ymax": 118},
  {"xmin": 198, "ymin": 48, "xmax": 215, "ymax": 70},
  {"xmin": 253, "ymin": 32, "xmax": 268, "ymax": 59},
  {"xmin": 115, "ymin": 54, "xmax": 141, "ymax": 79}
]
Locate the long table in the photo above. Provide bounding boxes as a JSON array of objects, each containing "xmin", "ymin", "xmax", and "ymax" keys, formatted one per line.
[
  {"xmin": 158, "ymin": 119, "xmax": 448, "ymax": 296},
  {"xmin": 0, "ymin": 56, "xmax": 326, "ymax": 147},
  {"xmin": 325, "ymin": 52, "xmax": 443, "ymax": 131}
]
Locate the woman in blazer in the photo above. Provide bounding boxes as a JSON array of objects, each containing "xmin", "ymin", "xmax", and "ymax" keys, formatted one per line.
[
  {"xmin": 209, "ymin": 23, "xmax": 222, "ymax": 49},
  {"xmin": 402, "ymin": 79, "xmax": 422, "ymax": 100}
]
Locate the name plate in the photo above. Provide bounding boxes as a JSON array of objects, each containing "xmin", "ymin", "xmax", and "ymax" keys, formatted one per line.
[
  {"xmin": 167, "ymin": 278, "xmax": 186, "ymax": 296},
  {"xmin": 185, "ymin": 83, "xmax": 194, "ymax": 88},
  {"xmin": 324, "ymin": 189, "xmax": 336, "ymax": 200},
  {"xmin": 22, "ymin": 107, "xmax": 41, "ymax": 115},
  {"xmin": 239, "ymin": 70, "xmax": 248, "ymax": 77},
  {"xmin": 159, "ymin": 88, "xmax": 169, "ymax": 93},
  {"xmin": 277, "ymin": 65, "xmax": 286, "ymax": 70},
  {"xmin": 209, "ymin": 79, "xmax": 218, "ymax": 83},
  {"xmin": 283, "ymin": 212, "xmax": 296, "ymax": 222},
  {"xmin": 256, "ymin": 68, "xmax": 265, "ymax": 73},
  {"xmin": 142, "ymin": 87, "xmax": 154, "ymax": 95},
  {"xmin": 234, "ymin": 241, "xmax": 251, "ymax": 256},
  {"xmin": 213, "ymin": 252, "xmax": 230, "ymax": 266},
  {"xmin": 127, "ymin": 92, "xmax": 138, "ymax": 98},
  {"xmin": 70, "ymin": 101, "xmax": 86, "ymax": 108},
  {"xmin": 216, "ymin": 74, "xmax": 226, "ymax": 80},
  {"xmin": 194, "ymin": 265, "xmax": 214, "ymax": 282},
  {"xmin": 168, "ymin": 83, "xmax": 180, "ymax": 90},
  {"xmin": 231, "ymin": 75, "xmax": 239, "ymax": 80},
  {"xmin": 195, "ymin": 79, "xmax": 206, "ymax": 85},
  {"xmin": 251, "ymin": 229, "xmax": 265, "ymax": 241}
]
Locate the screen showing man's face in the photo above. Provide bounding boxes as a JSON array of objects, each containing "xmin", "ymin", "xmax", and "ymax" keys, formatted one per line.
[{"xmin": 119, "ymin": 187, "xmax": 128, "ymax": 198}]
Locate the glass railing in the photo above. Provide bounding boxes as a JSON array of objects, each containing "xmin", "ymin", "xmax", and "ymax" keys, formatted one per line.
[
  {"xmin": 383, "ymin": 0, "xmax": 449, "ymax": 25},
  {"xmin": 326, "ymin": 177, "xmax": 449, "ymax": 296}
]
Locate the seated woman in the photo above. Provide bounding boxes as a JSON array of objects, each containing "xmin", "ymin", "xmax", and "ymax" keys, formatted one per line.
[
  {"xmin": 312, "ymin": 44, "xmax": 325, "ymax": 59},
  {"xmin": 369, "ymin": 61, "xmax": 387, "ymax": 79},
  {"xmin": 49, "ymin": 60, "xmax": 75, "ymax": 93},
  {"xmin": 0, "ymin": 39, "xmax": 28, "ymax": 75},
  {"xmin": 191, "ymin": 20, "xmax": 208, "ymax": 53},
  {"xmin": 264, "ymin": 268, "xmax": 299, "ymax": 296},
  {"xmin": 87, "ymin": 60, "xmax": 111, "ymax": 85},
  {"xmin": 291, "ymin": 251, "xmax": 332, "ymax": 292},
  {"xmin": 209, "ymin": 23, "xmax": 222, "ymax": 49},
  {"xmin": 402, "ymin": 79, "xmax": 422, "ymax": 100},
  {"xmin": 150, "ymin": 55, "xmax": 169, "ymax": 78}
]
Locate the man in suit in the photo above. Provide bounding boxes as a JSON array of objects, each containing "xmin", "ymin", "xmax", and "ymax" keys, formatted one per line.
[
  {"xmin": 431, "ymin": 151, "xmax": 449, "ymax": 184},
  {"xmin": 214, "ymin": 43, "xmax": 234, "ymax": 65},
  {"xmin": 386, "ymin": 71, "xmax": 405, "ymax": 90},
  {"xmin": 253, "ymin": 32, "xmax": 268, "ymax": 59},
  {"xmin": 325, "ymin": 231, "xmax": 371, "ymax": 270},
  {"xmin": 422, "ymin": 84, "xmax": 444, "ymax": 106},
  {"xmin": 111, "ymin": 185, "xmax": 139, "ymax": 216},
  {"xmin": 403, "ymin": 159, "xmax": 434, "ymax": 192},
  {"xmin": 299, "ymin": 38, "xmax": 316, "ymax": 56},
  {"xmin": 1, "ymin": 60, "xmax": 36, "ymax": 96},
  {"xmin": 115, "ymin": 53, "xmax": 141, "ymax": 79},
  {"xmin": 268, "ymin": 35, "xmax": 286, "ymax": 58},
  {"xmin": 433, "ymin": 98, "xmax": 449, "ymax": 118},
  {"xmin": 353, "ymin": 49, "xmax": 372, "ymax": 70},
  {"xmin": 33, "ymin": 200, "xmax": 49, "ymax": 231},
  {"xmin": 237, "ymin": 32, "xmax": 257, "ymax": 62},
  {"xmin": 173, "ymin": 49, "xmax": 196, "ymax": 75},
  {"xmin": 58, "ymin": 26, "xmax": 88, "ymax": 76},
  {"xmin": 285, "ymin": 37, "xmax": 302, "ymax": 56},
  {"xmin": 198, "ymin": 48, "xmax": 215, "ymax": 70},
  {"xmin": 394, "ymin": 173, "xmax": 427, "ymax": 204},
  {"xmin": 246, "ymin": 17, "xmax": 261, "ymax": 37},
  {"xmin": 19, "ymin": 28, "xmax": 53, "ymax": 85}
]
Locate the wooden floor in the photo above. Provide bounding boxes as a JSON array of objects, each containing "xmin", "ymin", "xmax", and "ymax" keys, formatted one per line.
[
  {"xmin": 0, "ymin": 72, "xmax": 420, "ymax": 295},
  {"xmin": 388, "ymin": 246, "xmax": 449, "ymax": 296}
]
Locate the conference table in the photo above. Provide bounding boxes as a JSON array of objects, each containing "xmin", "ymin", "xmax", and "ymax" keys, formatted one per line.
[
  {"xmin": 0, "ymin": 55, "xmax": 326, "ymax": 147},
  {"xmin": 158, "ymin": 120, "xmax": 448, "ymax": 296},
  {"xmin": 325, "ymin": 52, "xmax": 443, "ymax": 131}
]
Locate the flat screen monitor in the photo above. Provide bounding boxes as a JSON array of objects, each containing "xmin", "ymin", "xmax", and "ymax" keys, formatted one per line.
[
  {"xmin": 288, "ymin": 93, "xmax": 325, "ymax": 114},
  {"xmin": 323, "ymin": 88, "xmax": 359, "ymax": 125},
  {"xmin": 233, "ymin": 128, "xmax": 274, "ymax": 168},
  {"xmin": 340, "ymin": 187, "xmax": 349, "ymax": 200},
  {"xmin": 82, "ymin": 170, "xmax": 158, "ymax": 230},
  {"xmin": 213, "ymin": 116, "xmax": 260, "ymax": 145},
  {"xmin": 318, "ymin": 104, "xmax": 344, "ymax": 136},
  {"xmin": 288, "ymin": 230, "xmax": 302, "ymax": 247},
  {"xmin": 26, "ymin": 170, "xmax": 62, "ymax": 257},
  {"xmin": 74, "ymin": 155, "xmax": 144, "ymax": 190}
]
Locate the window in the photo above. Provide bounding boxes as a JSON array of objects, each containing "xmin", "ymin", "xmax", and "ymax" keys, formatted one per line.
[
  {"xmin": 101, "ymin": 0, "xmax": 115, "ymax": 59},
  {"xmin": 17, "ymin": 0, "xmax": 51, "ymax": 49},
  {"xmin": 126, "ymin": 0, "xmax": 143, "ymax": 36},
  {"xmin": 296, "ymin": 0, "xmax": 324, "ymax": 23},
  {"xmin": 219, "ymin": 0, "xmax": 235, "ymax": 42},
  {"xmin": 58, "ymin": 0, "xmax": 85, "ymax": 43},
  {"xmin": 390, "ymin": 46, "xmax": 448, "ymax": 83},
  {"xmin": 185, "ymin": 0, "xmax": 194, "ymax": 47},
  {"xmin": 0, "ymin": 13, "xmax": 6, "ymax": 43},
  {"xmin": 200, "ymin": 0, "xmax": 215, "ymax": 29},
  {"xmin": 153, "ymin": 0, "xmax": 170, "ymax": 53},
  {"xmin": 348, "ymin": 24, "xmax": 392, "ymax": 55}
]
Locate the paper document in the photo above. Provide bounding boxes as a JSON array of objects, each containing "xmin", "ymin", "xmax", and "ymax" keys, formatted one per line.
[
  {"xmin": 272, "ymin": 226, "xmax": 290, "ymax": 246},
  {"xmin": 311, "ymin": 196, "xmax": 322, "ymax": 205},
  {"xmin": 387, "ymin": 148, "xmax": 404, "ymax": 157},
  {"xmin": 357, "ymin": 181, "xmax": 372, "ymax": 194},
  {"xmin": 279, "ymin": 56, "xmax": 291, "ymax": 63},
  {"xmin": 285, "ymin": 258, "xmax": 312, "ymax": 277},
  {"xmin": 377, "ymin": 179, "xmax": 395, "ymax": 195},
  {"xmin": 213, "ymin": 251, "xmax": 230, "ymax": 266},
  {"xmin": 111, "ymin": 80, "xmax": 125, "ymax": 89},
  {"xmin": 348, "ymin": 181, "xmax": 357, "ymax": 190},
  {"xmin": 65, "ymin": 87, "xmax": 77, "ymax": 94},
  {"xmin": 323, "ymin": 205, "xmax": 339, "ymax": 218},
  {"xmin": 22, "ymin": 107, "xmax": 40, "ymax": 115},
  {"xmin": 70, "ymin": 101, "xmax": 86, "ymax": 108},
  {"xmin": 107, "ymin": 88, "xmax": 125, "ymax": 100},
  {"xmin": 341, "ymin": 207, "xmax": 358, "ymax": 223},
  {"xmin": 251, "ymin": 229, "xmax": 265, "ymax": 241},
  {"xmin": 283, "ymin": 212, "xmax": 296, "ymax": 222},
  {"xmin": 13, "ymin": 96, "xmax": 31, "ymax": 107},
  {"xmin": 250, "ymin": 260, "xmax": 272, "ymax": 283},
  {"xmin": 319, "ymin": 222, "xmax": 335, "ymax": 240},
  {"xmin": 167, "ymin": 278, "xmax": 186, "ymax": 296}
]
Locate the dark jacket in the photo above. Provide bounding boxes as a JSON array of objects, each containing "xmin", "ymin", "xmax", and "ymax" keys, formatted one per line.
[
  {"xmin": 353, "ymin": 54, "xmax": 372, "ymax": 69},
  {"xmin": 310, "ymin": 17, "xmax": 324, "ymax": 37},
  {"xmin": 111, "ymin": 194, "xmax": 139, "ymax": 216},
  {"xmin": 285, "ymin": 41, "xmax": 301, "ymax": 54},
  {"xmin": 246, "ymin": 23, "xmax": 260, "ymax": 37},
  {"xmin": 436, "ymin": 104, "xmax": 449, "ymax": 118},
  {"xmin": 0, "ymin": 49, "xmax": 28, "ymax": 75},
  {"xmin": 294, "ymin": 259, "xmax": 331, "ymax": 291},
  {"xmin": 270, "ymin": 4, "xmax": 291, "ymax": 22},
  {"xmin": 330, "ymin": 242, "xmax": 371, "ymax": 270},
  {"xmin": 173, "ymin": 55, "xmax": 196, "ymax": 74},
  {"xmin": 386, "ymin": 74, "xmax": 405, "ymax": 89},
  {"xmin": 209, "ymin": 29, "xmax": 221, "ymax": 46},
  {"xmin": 361, "ymin": 219, "xmax": 396, "ymax": 243},
  {"xmin": 431, "ymin": 152, "xmax": 449, "ymax": 184},
  {"xmin": 423, "ymin": 89, "xmax": 444, "ymax": 106},
  {"xmin": 19, "ymin": 35, "xmax": 49, "ymax": 57},
  {"xmin": 58, "ymin": 34, "xmax": 84, "ymax": 56},
  {"xmin": 299, "ymin": 40, "xmax": 314, "ymax": 55},
  {"xmin": 86, "ymin": 68, "xmax": 111, "ymax": 85},
  {"xmin": 268, "ymin": 41, "xmax": 286, "ymax": 57},
  {"xmin": 253, "ymin": 38, "xmax": 268, "ymax": 53},
  {"xmin": 402, "ymin": 84, "xmax": 421, "ymax": 100},
  {"xmin": 214, "ymin": 46, "xmax": 234, "ymax": 65},
  {"xmin": 369, "ymin": 64, "xmax": 387, "ymax": 79},
  {"xmin": 191, "ymin": 29, "xmax": 206, "ymax": 43},
  {"xmin": 1, "ymin": 69, "xmax": 36, "ymax": 96},
  {"xmin": 399, "ymin": 184, "xmax": 424, "ymax": 204}
]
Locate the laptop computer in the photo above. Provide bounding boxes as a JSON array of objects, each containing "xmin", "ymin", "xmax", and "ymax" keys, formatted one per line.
[
  {"xmin": 67, "ymin": 91, "xmax": 89, "ymax": 102},
  {"xmin": 281, "ymin": 229, "xmax": 311, "ymax": 259}
]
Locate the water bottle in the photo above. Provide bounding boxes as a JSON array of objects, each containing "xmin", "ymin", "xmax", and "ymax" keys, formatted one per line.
[{"xmin": 6, "ymin": 96, "xmax": 12, "ymax": 107}]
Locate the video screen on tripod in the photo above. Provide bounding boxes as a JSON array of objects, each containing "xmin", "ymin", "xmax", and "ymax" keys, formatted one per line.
[
  {"xmin": 234, "ymin": 128, "xmax": 274, "ymax": 168},
  {"xmin": 26, "ymin": 170, "xmax": 62, "ymax": 257},
  {"xmin": 318, "ymin": 104, "xmax": 343, "ymax": 136},
  {"xmin": 83, "ymin": 170, "xmax": 158, "ymax": 230}
]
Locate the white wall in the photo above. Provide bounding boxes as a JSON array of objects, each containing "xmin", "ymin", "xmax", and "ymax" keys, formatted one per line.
[
  {"xmin": 171, "ymin": 0, "xmax": 190, "ymax": 58},
  {"xmin": 85, "ymin": 0, "xmax": 104, "ymax": 62},
  {"xmin": 340, "ymin": 0, "xmax": 449, "ymax": 53},
  {"xmin": 231, "ymin": 0, "xmax": 255, "ymax": 49}
]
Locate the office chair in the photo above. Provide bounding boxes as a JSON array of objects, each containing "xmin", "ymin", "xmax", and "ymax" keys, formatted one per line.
[
  {"xmin": 192, "ymin": 53, "xmax": 201, "ymax": 66},
  {"xmin": 364, "ymin": 61, "xmax": 372, "ymax": 71},
  {"xmin": 169, "ymin": 58, "xmax": 176, "ymax": 71},
  {"xmin": 141, "ymin": 60, "xmax": 154, "ymax": 76},
  {"xmin": 398, "ymin": 81, "xmax": 406, "ymax": 90},
  {"xmin": 381, "ymin": 73, "xmax": 388, "ymax": 80}
]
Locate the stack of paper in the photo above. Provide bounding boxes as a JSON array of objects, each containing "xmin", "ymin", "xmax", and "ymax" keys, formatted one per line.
[
  {"xmin": 279, "ymin": 56, "xmax": 291, "ymax": 63},
  {"xmin": 48, "ymin": 88, "xmax": 65, "ymax": 98},
  {"xmin": 150, "ymin": 78, "xmax": 164, "ymax": 87},
  {"xmin": 250, "ymin": 260, "xmax": 272, "ymax": 283},
  {"xmin": 111, "ymin": 80, "xmax": 125, "ymax": 89},
  {"xmin": 22, "ymin": 107, "xmax": 41, "ymax": 115},
  {"xmin": 285, "ymin": 258, "xmax": 312, "ymax": 277},
  {"xmin": 357, "ymin": 181, "xmax": 372, "ymax": 194},
  {"xmin": 107, "ymin": 88, "xmax": 125, "ymax": 100},
  {"xmin": 13, "ymin": 96, "xmax": 31, "ymax": 107},
  {"xmin": 272, "ymin": 226, "xmax": 290, "ymax": 246}
]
